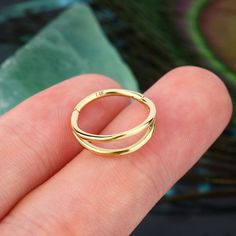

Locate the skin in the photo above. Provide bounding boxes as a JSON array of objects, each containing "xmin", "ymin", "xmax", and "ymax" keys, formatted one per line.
[{"xmin": 0, "ymin": 66, "xmax": 232, "ymax": 235}]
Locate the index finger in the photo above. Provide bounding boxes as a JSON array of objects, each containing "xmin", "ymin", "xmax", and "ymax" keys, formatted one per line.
[{"xmin": 0, "ymin": 74, "xmax": 128, "ymax": 219}]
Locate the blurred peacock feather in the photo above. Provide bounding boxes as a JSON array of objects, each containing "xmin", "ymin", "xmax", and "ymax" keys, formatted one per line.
[
  {"xmin": 0, "ymin": 0, "xmax": 236, "ymax": 212},
  {"xmin": 92, "ymin": 0, "xmax": 236, "ymax": 211}
]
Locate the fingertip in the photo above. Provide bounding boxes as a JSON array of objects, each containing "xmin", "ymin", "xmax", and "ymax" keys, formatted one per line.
[{"xmin": 161, "ymin": 65, "xmax": 233, "ymax": 128}]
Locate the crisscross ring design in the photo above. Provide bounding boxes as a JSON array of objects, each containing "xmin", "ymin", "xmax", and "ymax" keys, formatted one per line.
[{"xmin": 71, "ymin": 89, "xmax": 156, "ymax": 156}]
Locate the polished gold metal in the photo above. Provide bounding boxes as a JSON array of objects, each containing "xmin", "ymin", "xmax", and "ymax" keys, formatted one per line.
[{"xmin": 71, "ymin": 89, "xmax": 156, "ymax": 156}]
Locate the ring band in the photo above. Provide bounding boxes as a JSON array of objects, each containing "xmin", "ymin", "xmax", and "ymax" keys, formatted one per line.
[{"xmin": 71, "ymin": 89, "xmax": 156, "ymax": 156}]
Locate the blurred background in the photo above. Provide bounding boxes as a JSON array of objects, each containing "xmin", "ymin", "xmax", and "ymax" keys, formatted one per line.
[{"xmin": 0, "ymin": 0, "xmax": 235, "ymax": 235}]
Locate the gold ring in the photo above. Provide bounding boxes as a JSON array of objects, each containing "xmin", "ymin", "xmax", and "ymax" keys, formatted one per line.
[{"xmin": 71, "ymin": 89, "xmax": 156, "ymax": 156}]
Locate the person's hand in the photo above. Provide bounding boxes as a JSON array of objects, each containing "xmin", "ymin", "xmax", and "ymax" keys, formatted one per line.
[{"xmin": 0, "ymin": 66, "xmax": 232, "ymax": 235}]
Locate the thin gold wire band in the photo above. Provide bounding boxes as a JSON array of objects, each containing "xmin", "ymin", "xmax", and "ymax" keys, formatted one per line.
[
  {"xmin": 71, "ymin": 89, "xmax": 156, "ymax": 156},
  {"xmin": 73, "ymin": 119, "xmax": 155, "ymax": 156},
  {"xmin": 71, "ymin": 89, "xmax": 156, "ymax": 141}
]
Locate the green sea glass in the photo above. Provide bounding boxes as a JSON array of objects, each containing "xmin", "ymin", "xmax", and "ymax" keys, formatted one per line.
[{"xmin": 0, "ymin": 3, "xmax": 138, "ymax": 114}]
